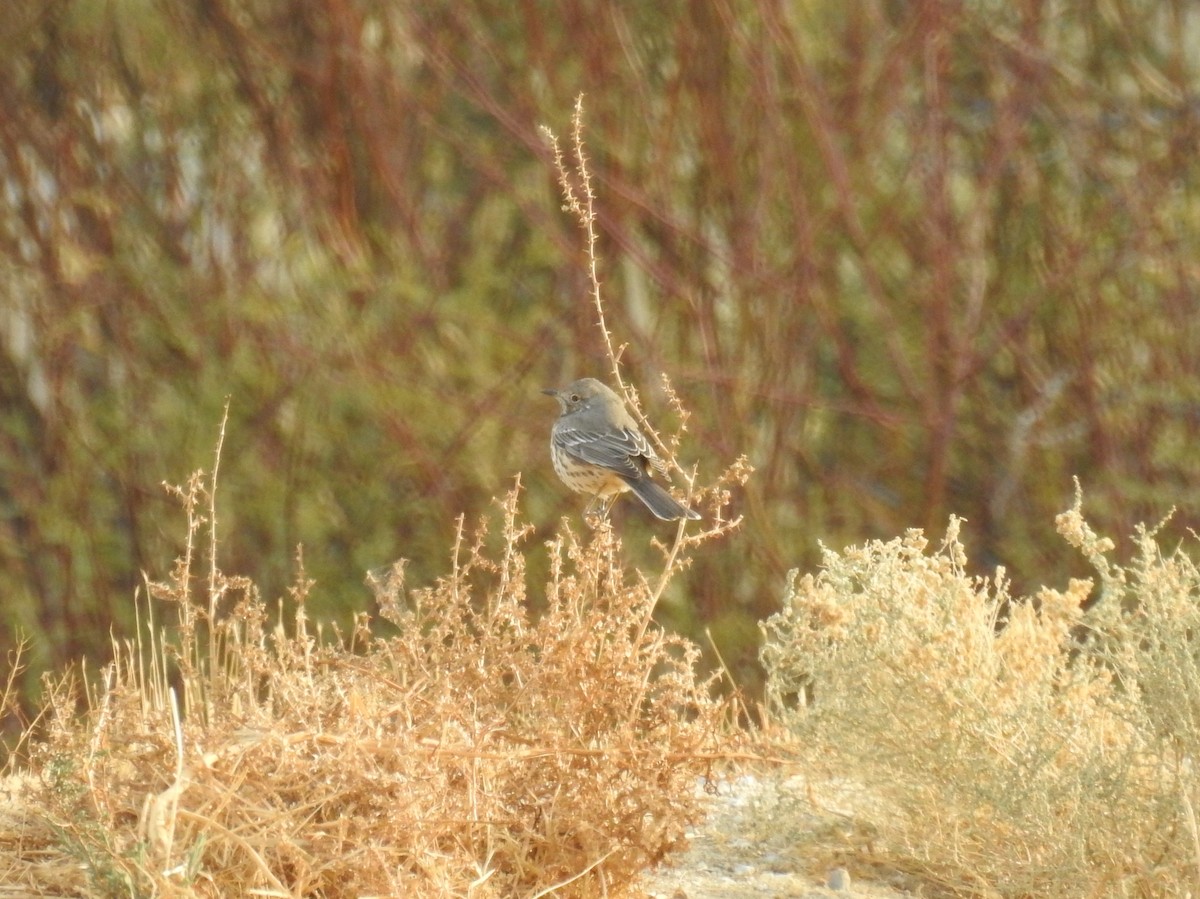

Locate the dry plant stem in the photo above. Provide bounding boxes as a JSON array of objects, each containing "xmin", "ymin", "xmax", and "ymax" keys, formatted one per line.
[
  {"xmin": 140, "ymin": 688, "xmax": 188, "ymax": 871},
  {"xmin": 162, "ymin": 475, "xmax": 199, "ymax": 615},
  {"xmin": 529, "ymin": 849, "xmax": 616, "ymax": 899},
  {"xmin": 703, "ymin": 628, "xmax": 743, "ymax": 701},
  {"xmin": 573, "ymin": 98, "xmax": 623, "ymax": 399},
  {"xmin": 540, "ymin": 98, "xmax": 623, "ymax": 398},
  {"xmin": 450, "ymin": 513, "xmax": 467, "ymax": 608},
  {"xmin": 639, "ymin": 517, "xmax": 689, "ymax": 640},
  {"xmin": 175, "ymin": 808, "xmax": 293, "ymax": 894},
  {"xmin": 1, "ymin": 643, "xmax": 37, "ymax": 770},
  {"xmin": 1183, "ymin": 785, "xmax": 1200, "ymax": 893},
  {"xmin": 542, "ymin": 98, "xmax": 690, "ymax": 483},
  {"xmin": 208, "ymin": 399, "xmax": 230, "ymax": 674},
  {"xmin": 86, "ymin": 664, "xmax": 115, "ymax": 813},
  {"xmin": 543, "ymin": 96, "xmax": 696, "ymax": 599}
]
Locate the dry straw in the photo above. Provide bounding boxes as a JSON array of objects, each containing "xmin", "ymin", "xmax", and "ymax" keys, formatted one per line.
[{"xmin": 0, "ymin": 452, "xmax": 736, "ymax": 897}]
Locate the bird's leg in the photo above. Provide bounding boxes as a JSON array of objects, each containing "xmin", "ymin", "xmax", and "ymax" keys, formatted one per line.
[{"xmin": 583, "ymin": 493, "xmax": 615, "ymax": 527}]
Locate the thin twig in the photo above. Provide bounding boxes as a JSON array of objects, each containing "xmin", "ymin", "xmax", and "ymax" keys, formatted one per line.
[
  {"xmin": 208, "ymin": 399, "xmax": 230, "ymax": 626},
  {"xmin": 543, "ymin": 96, "xmax": 717, "ymax": 624}
]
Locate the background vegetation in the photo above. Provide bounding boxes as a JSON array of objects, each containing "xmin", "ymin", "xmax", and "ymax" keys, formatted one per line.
[{"xmin": 2, "ymin": 0, "xmax": 1199, "ymax": 698}]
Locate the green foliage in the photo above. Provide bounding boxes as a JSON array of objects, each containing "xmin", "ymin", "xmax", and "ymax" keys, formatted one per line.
[{"xmin": 1, "ymin": 0, "xmax": 1199, "ymax": 699}]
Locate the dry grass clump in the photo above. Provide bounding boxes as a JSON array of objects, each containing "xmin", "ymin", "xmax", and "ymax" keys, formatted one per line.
[
  {"xmin": 2, "ymin": 468, "xmax": 728, "ymax": 897},
  {"xmin": 761, "ymin": 482, "xmax": 1200, "ymax": 897}
]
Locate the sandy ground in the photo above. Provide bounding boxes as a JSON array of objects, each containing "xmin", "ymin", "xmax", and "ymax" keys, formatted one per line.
[{"xmin": 637, "ymin": 773, "xmax": 914, "ymax": 899}]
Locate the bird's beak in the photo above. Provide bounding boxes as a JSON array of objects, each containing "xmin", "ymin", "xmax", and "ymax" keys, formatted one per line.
[{"xmin": 541, "ymin": 388, "xmax": 559, "ymax": 397}]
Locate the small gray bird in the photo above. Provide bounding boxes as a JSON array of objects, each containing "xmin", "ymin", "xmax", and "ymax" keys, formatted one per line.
[{"xmin": 542, "ymin": 378, "xmax": 700, "ymax": 521}]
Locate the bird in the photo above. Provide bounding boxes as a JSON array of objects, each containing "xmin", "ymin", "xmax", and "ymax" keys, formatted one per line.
[{"xmin": 542, "ymin": 377, "xmax": 700, "ymax": 522}]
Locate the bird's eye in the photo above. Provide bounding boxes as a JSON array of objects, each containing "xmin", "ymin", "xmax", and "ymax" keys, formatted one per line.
[{"xmin": 570, "ymin": 393, "xmax": 580, "ymax": 403}]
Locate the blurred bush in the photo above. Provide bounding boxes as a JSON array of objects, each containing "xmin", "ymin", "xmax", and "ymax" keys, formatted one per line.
[{"xmin": 1, "ymin": 0, "xmax": 1198, "ymax": 695}]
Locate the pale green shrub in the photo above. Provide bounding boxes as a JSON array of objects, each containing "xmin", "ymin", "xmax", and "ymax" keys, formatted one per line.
[{"xmin": 762, "ymin": 486, "xmax": 1200, "ymax": 896}]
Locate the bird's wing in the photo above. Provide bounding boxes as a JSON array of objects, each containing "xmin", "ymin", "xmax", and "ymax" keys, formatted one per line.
[{"xmin": 553, "ymin": 425, "xmax": 661, "ymax": 481}]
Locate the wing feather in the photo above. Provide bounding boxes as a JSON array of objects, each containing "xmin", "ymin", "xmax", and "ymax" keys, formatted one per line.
[{"xmin": 553, "ymin": 425, "xmax": 662, "ymax": 481}]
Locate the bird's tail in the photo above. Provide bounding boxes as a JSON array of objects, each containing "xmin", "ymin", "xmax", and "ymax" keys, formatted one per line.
[{"xmin": 624, "ymin": 477, "xmax": 700, "ymax": 521}]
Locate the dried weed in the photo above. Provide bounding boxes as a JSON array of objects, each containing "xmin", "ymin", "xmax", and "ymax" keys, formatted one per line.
[{"xmin": 2, "ymin": 463, "xmax": 733, "ymax": 897}]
